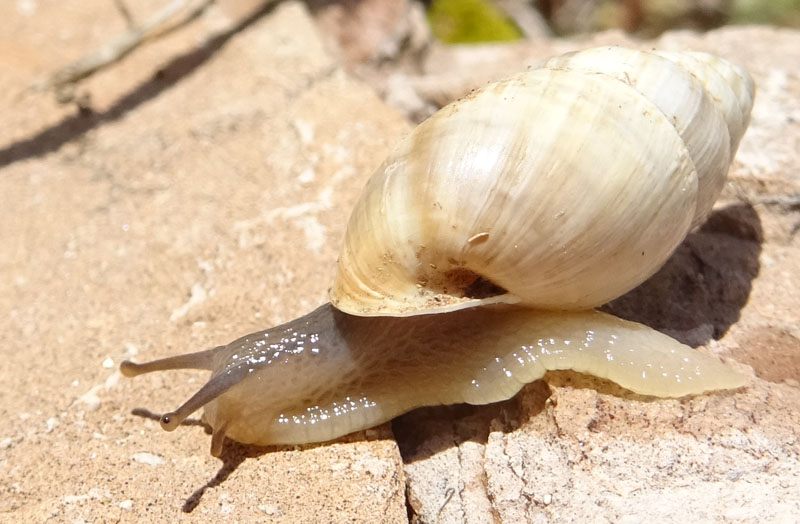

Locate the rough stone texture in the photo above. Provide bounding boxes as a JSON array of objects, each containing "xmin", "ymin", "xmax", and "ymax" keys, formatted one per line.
[
  {"xmin": 310, "ymin": 0, "xmax": 430, "ymax": 66},
  {"xmin": 394, "ymin": 27, "xmax": 800, "ymax": 524},
  {"xmin": 0, "ymin": 2, "xmax": 410, "ymax": 522},
  {"xmin": 1, "ymin": 2, "xmax": 798, "ymax": 524}
]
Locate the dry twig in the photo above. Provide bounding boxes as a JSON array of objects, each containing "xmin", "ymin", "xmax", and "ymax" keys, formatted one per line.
[
  {"xmin": 35, "ymin": 0, "xmax": 215, "ymax": 99},
  {"xmin": 494, "ymin": 0, "xmax": 552, "ymax": 38},
  {"xmin": 113, "ymin": 0, "xmax": 135, "ymax": 27}
]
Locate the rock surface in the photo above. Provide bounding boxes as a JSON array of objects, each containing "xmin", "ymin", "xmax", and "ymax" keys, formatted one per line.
[
  {"xmin": 0, "ymin": 2, "xmax": 798, "ymax": 523},
  {"xmin": 395, "ymin": 26, "xmax": 800, "ymax": 524},
  {"xmin": 310, "ymin": 0, "xmax": 429, "ymax": 66},
  {"xmin": 0, "ymin": 2, "xmax": 410, "ymax": 522}
]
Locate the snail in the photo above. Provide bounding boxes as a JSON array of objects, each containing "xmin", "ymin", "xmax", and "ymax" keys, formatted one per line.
[{"xmin": 121, "ymin": 46, "xmax": 754, "ymax": 457}]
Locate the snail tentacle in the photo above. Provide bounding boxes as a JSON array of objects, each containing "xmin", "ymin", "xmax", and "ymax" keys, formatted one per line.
[{"xmin": 156, "ymin": 363, "xmax": 244, "ymax": 432}]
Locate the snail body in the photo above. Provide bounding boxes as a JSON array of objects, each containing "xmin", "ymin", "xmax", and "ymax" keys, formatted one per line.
[{"xmin": 121, "ymin": 47, "xmax": 754, "ymax": 456}]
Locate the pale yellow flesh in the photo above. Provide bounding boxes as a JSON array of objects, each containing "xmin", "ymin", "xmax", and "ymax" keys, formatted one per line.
[{"xmin": 194, "ymin": 304, "xmax": 744, "ymax": 449}]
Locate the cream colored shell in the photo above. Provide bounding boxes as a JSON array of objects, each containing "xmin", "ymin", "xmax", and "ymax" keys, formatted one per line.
[{"xmin": 330, "ymin": 47, "xmax": 754, "ymax": 317}]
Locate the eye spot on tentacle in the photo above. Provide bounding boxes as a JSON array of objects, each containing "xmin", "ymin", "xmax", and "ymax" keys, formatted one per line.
[{"xmin": 160, "ymin": 413, "xmax": 180, "ymax": 431}]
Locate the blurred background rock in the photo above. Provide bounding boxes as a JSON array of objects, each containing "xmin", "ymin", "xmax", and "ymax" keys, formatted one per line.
[
  {"xmin": 427, "ymin": 0, "xmax": 800, "ymax": 40},
  {"xmin": 311, "ymin": 0, "xmax": 800, "ymax": 61},
  {"xmin": 299, "ymin": 0, "xmax": 800, "ymax": 120},
  {"xmin": 28, "ymin": 0, "xmax": 800, "ymax": 121}
]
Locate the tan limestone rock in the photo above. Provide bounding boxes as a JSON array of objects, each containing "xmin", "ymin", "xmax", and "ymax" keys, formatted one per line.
[
  {"xmin": 0, "ymin": 2, "xmax": 409, "ymax": 522},
  {"xmin": 397, "ymin": 26, "xmax": 800, "ymax": 524}
]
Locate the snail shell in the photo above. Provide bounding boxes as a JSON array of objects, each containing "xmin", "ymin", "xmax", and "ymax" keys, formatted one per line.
[
  {"xmin": 331, "ymin": 46, "xmax": 754, "ymax": 316},
  {"xmin": 121, "ymin": 47, "xmax": 754, "ymax": 456}
]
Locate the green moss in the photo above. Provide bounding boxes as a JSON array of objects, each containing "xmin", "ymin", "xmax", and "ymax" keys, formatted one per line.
[
  {"xmin": 731, "ymin": 0, "xmax": 800, "ymax": 26},
  {"xmin": 427, "ymin": 0, "xmax": 523, "ymax": 43}
]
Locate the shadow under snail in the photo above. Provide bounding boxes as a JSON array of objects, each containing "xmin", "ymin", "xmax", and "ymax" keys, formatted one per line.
[{"xmin": 121, "ymin": 46, "xmax": 755, "ymax": 457}]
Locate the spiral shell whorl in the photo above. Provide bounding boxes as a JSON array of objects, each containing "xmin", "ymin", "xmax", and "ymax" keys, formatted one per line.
[
  {"xmin": 330, "ymin": 47, "xmax": 754, "ymax": 317},
  {"xmin": 655, "ymin": 50, "xmax": 755, "ymax": 155},
  {"xmin": 542, "ymin": 47, "xmax": 751, "ymax": 227}
]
